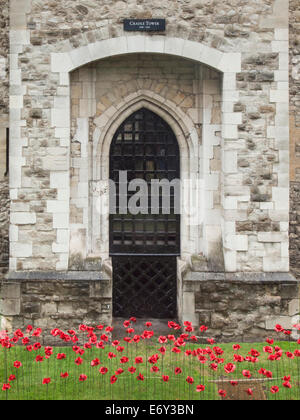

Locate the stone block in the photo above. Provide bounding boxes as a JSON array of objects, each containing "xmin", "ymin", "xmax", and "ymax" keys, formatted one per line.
[
  {"xmin": 0, "ymin": 299, "xmax": 20, "ymax": 316},
  {"xmin": 0, "ymin": 283, "xmax": 20, "ymax": 299}
]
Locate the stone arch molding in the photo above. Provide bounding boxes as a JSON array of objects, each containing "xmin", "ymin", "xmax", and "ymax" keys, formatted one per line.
[
  {"xmin": 51, "ymin": 35, "xmax": 241, "ymax": 74},
  {"xmin": 90, "ymin": 92, "xmax": 201, "ymax": 260},
  {"xmin": 49, "ymin": 35, "xmax": 242, "ymax": 271}
]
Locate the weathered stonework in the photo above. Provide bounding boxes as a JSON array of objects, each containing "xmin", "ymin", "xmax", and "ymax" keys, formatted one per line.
[{"xmin": 0, "ymin": 0, "xmax": 298, "ymax": 340}]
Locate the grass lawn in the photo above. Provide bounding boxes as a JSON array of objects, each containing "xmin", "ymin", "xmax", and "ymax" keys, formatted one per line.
[{"xmin": 1, "ymin": 339, "xmax": 299, "ymax": 400}]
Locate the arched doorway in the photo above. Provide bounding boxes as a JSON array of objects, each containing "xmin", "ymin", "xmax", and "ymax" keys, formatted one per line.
[{"xmin": 109, "ymin": 108, "xmax": 180, "ymax": 319}]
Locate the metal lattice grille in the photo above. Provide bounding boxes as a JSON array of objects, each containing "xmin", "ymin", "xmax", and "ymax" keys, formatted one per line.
[
  {"xmin": 109, "ymin": 108, "xmax": 180, "ymax": 256},
  {"xmin": 112, "ymin": 256, "xmax": 177, "ymax": 319}
]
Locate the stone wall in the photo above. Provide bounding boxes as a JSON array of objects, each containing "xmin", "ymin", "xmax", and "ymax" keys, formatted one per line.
[
  {"xmin": 0, "ymin": 180, "xmax": 9, "ymax": 275},
  {"xmin": 8, "ymin": 0, "xmax": 291, "ymax": 273},
  {"xmin": 183, "ymin": 271, "xmax": 299, "ymax": 342},
  {"xmin": 289, "ymin": 0, "xmax": 300, "ymax": 277},
  {"xmin": 0, "ymin": 0, "xmax": 8, "ymax": 120},
  {"xmin": 0, "ymin": 271, "xmax": 111, "ymax": 336}
]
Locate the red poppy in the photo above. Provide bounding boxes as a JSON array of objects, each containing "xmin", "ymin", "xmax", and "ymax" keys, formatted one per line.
[
  {"xmin": 242, "ymin": 370, "xmax": 251, "ymax": 378},
  {"xmin": 174, "ymin": 367, "xmax": 182, "ymax": 375},
  {"xmin": 57, "ymin": 353, "xmax": 66, "ymax": 360},
  {"xmin": 265, "ymin": 370, "xmax": 273, "ymax": 379},
  {"xmin": 196, "ymin": 384, "xmax": 205, "ymax": 392},
  {"xmin": 2, "ymin": 384, "xmax": 11, "ymax": 391},
  {"xmin": 136, "ymin": 373, "xmax": 144, "ymax": 381},
  {"xmin": 13, "ymin": 361, "xmax": 22, "ymax": 368},
  {"xmin": 210, "ymin": 363, "xmax": 218, "ymax": 371},
  {"xmin": 218, "ymin": 389, "xmax": 227, "ymax": 398},
  {"xmin": 42, "ymin": 378, "xmax": 51, "ymax": 385},
  {"xmin": 33, "ymin": 342, "xmax": 41, "ymax": 351},
  {"xmin": 186, "ymin": 376, "xmax": 194, "ymax": 384},
  {"xmin": 230, "ymin": 381, "xmax": 238, "ymax": 386},
  {"xmin": 270, "ymin": 386, "xmax": 279, "ymax": 394},
  {"xmin": 286, "ymin": 351, "xmax": 294, "ymax": 359},
  {"xmin": 162, "ymin": 375, "xmax": 169, "ymax": 382},
  {"xmin": 75, "ymin": 357, "xmax": 83, "ymax": 365},
  {"xmin": 123, "ymin": 320, "xmax": 130, "ymax": 328},
  {"xmin": 158, "ymin": 336, "xmax": 167, "ymax": 344},
  {"xmin": 148, "ymin": 354, "xmax": 159, "ymax": 364},
  {"xmin": 79, "ymin": 374, "xmax": 87, "ymax": 382},
  {"xmin": 108, "ymin": 352, "xmax": 116, "ymax": 359},
  {"xmin": 283, "ymin": 381, "xmax": 292, "ymax": 389},
  {"xmin": 199, "ymin": 325, "xmax": 208, "ymax": 333},
  {"xmin": 246, "ymin": 388, "xmax": 253, "ymax": 396},
  {"xmin": 115, "ymin": 368, "xmax": 124, "ymax": 375},
  {"xmin": 130, "ymin": 317, "xmax": 137, "ymax": 323},
  {"xmin": 145, "ymin": 322, "xmax": 152, "ymax": 327},
  {"xmin": 151, "ymin": 366, "xmax": 160, "ymax": 372},
  {"xmin": 120, "ymin": 356, "xmax": 129, "ymax": 364},
  {"xmin": 128, "ymin": 366, "xmax": 136, "ymax": 374},
  {"xmin": 8, "ymin": 375, "xmax": 16, "ymax": 382},
  {"xmin": 232, "ymin": 344, "xmax": 241, "ymax": 351},
  {"xmin": 105, "ymin": 326, "xmax": 114, "ymax": 333},
  {"xmin": 91, "ymin": 358, "xmax": 101, "ymax": 367},
  {"xmin": 60, "ymin": 372, "xmax": 69, "ymax": 378},
  {"xmin": 134, "ymin": 356, "xmax": 143, "ymax": 364},
  {"xmin": 99, "ymin": 367, "xmax": 108, "ymax": 375},
  {"xmin": 224, "ymin": 363, "xmax": 236, "ymax": 374}
]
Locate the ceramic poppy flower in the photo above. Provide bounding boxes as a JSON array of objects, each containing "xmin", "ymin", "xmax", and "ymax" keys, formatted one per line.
[
  {"xmin": 270, "ymin": 386, "xmax": 279, "ymax": 394},
  {"xmin": 134, "ymin": 356, "xmax": 143, "ymax": 364},
  {"xmin": 224, "ymin": 363, "xmax": 236, "ymax": 374},
  {"xmin": 13, "ymin": 361, "xmax": 22, "ymax": 368},
  {"xmin": 99, "ymin": 367, "xmax": 108, "ymax": 375},
  {"xmin": 242, "ymin": 370, "xmax": 251, "ymax": 378},
  {"xmin": 162, "ymin": 375, "xmax": 169, "ymax": 382},
  {"xmin": 42, "ymin": 378, "xmax": 51, "ymax": 385},
  {"xmin": 218, "ymin": 389, "xmax": 226, "ymax": 398},
  {"xmin": 186, "ymin": 376, "xmax": 194, "ymax": 384},
  {"xmin": 57, "ymin": 353, "xmax": 66, "ymax": 360},
  {"xmin": 174, "ymin": 367, "xmax": 182, "ymax": 375},
  {"xmin": 136, "ymin": 373, "xmax": 144, "ymax": 381},
  {"xmin": 128, "ymin": 366, "xmax": 136, "ymax": 374},
  {"xmin": 60, "ymin": 372, "xmax": 69, "ymax": 378},
  {"xmin": 2, "ymin": 384, "xmax": 11, "ymax": 391},
  {"xmin": 150, "ymin": 366, "xmax": 159, "ymax": 373},
  {"xmin": 8, "ymin": 375, "xmax": 16, "ymax": 382},
  {"xmin": 74, "ymin": 357, "xmax": 83, "ymax": 365},
  {"xmin": 196, "ymin": 385, "xmax": 205, "ymax": 392},
  {"xmin": 91, "ymin": 358, "xmax": 101, "ymax": 367},
  {"xmin": 79, "ymin": 374, "xmax": 87, "ymax": 382}
]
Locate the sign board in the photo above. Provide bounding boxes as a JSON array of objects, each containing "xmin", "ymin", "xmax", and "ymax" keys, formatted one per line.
[{"xmin": 124, "ymin": 19, "xmax": 166, "ymax": 32}]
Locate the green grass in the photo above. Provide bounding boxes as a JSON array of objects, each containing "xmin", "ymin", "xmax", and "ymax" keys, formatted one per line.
[{"xmin": 1, "ymin": 339, "xmax": 299, "ymax": 400}]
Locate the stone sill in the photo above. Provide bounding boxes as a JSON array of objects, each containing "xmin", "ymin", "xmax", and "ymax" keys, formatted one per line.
[
  {"xmin": 184, "ymin": 271, "xmax": 299, "ymax": 284},
  {"xmin": 6, "ymin": 271, "xmax": 110, "ymax": 282}
]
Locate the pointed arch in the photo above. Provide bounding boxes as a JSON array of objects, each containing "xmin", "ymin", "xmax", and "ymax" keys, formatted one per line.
[{"xmin": 90, "ymin": 93, "xmax": 202, "ymax": 261}]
